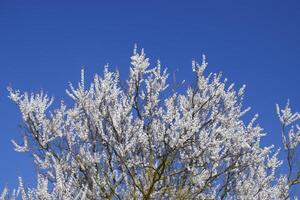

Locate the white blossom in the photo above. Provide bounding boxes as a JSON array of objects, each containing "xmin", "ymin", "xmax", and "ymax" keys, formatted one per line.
[{"xmin": 2, "ymin": 46, "xmax": 294, "ymax": 199}]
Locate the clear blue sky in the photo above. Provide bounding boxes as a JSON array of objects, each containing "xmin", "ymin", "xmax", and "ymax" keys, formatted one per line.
[{"xmin": 1, "ymin": 0, "xmax": 300, "ymax": 189}]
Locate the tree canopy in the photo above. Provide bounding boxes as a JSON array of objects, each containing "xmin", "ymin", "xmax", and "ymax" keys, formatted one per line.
[{"xmin": 2, "ymin": 46, "xmax": 300, "ymax": 199}]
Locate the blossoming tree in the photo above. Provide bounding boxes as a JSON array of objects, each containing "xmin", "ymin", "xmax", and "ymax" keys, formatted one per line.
[{"xmin": 2, "ymin": 46, "xmax": 300, "ymax": 199}]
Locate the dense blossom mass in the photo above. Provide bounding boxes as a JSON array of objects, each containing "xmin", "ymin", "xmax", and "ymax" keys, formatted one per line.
[{"xmin": 2, "ymin": 47, "xmax": 300, "ymax": 199}]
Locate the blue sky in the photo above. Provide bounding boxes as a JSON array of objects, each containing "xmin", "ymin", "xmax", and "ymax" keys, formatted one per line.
[{"xmin": 1, "ymin": 0, "xmax": 300, "ymax": 189}]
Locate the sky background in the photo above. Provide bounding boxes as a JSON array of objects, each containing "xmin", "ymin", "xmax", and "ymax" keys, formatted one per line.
[{"xmin": 1, "ymin": 0, "xmax": 300, "ymax": 190}]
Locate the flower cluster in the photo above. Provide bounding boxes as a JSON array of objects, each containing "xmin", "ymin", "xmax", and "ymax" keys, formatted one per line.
[{"xmin": 2, "ymin": 47, "xmax": 291, "ymax": 199}]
